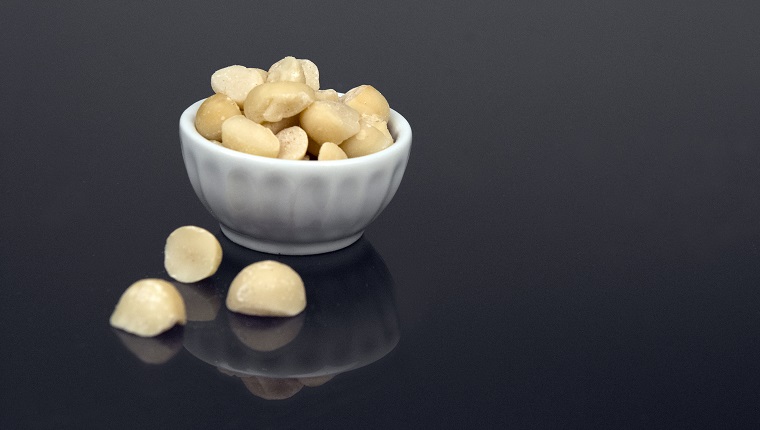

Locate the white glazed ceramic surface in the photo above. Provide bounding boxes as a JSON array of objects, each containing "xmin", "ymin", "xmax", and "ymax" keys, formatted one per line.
[{"xmin": 179, "ymin": 99, "xmax": 412, "ymax": 255}]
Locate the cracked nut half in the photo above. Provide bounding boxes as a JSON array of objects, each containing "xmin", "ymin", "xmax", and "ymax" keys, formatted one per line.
[
  {"xmin": 226, "ymin": 260, "xmax": 306, "ymax": 317},
  {"xmin": 164, "ymin": 226, "xmax": 223, "ymax": 283},
  {"xmin": 110, "ymin": 279, "xmax": 187, "ymax": 337}
]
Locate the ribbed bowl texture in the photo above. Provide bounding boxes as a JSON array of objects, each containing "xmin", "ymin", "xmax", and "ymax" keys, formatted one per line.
[{"xmin": 179, "ymin": 99, "xmax": 412, "ymax": 255}]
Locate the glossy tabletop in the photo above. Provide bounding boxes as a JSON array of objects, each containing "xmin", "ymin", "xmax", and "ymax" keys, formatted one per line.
[{"xmin": 2, "ymin": 1, "xmax": 760, "ymax": 428}]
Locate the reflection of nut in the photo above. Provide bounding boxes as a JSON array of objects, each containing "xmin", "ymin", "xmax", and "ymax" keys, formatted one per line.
[
  {"xmin": 298, "ymin": 374, "xmax": 335, "ymax": 387},
  {"xmin": 226, "ymin": 261, "xmax": 306, "ymax": 317},
  {"xmin": 164, "ymin": 226, "xmax": 223, "ymax": 283},
  {"xmin": 241, "ymin": 376, "xmax": 303, "ymax": 400},
  {"xmin": 110, "ymin": 279, "xmax": 187, "ymax": 337},
  {"xmin": 113, "ymin": 329, "xmax": 183, "ymax": 364},
  {"xmin": 228, "ymin": 312, "xmax": 305, "ymax": 352}
]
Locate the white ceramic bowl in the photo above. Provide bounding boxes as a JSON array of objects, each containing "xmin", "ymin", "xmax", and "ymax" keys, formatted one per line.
[{"xmin": 179, "ymin": 99, "xmax": 412, "ymax": 255}]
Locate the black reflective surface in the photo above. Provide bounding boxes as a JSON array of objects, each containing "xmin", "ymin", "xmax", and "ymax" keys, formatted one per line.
[
  {"xmin": 184, "ymin": 238, "xmax": 399, "ymax": 379},
  {"xmin": 2, "ymin": 1, "xmax": 760, "ymax": 428}
]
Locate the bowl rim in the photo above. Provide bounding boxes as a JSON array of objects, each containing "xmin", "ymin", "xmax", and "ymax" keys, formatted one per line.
[{"xmin": 180, "ymin": 98, "xmax": 412, "ymax": 168}]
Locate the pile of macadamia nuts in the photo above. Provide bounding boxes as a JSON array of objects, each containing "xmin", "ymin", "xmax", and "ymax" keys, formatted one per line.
[{"xmin": 194, "ymin": 56, "xmax": 394, "ymax": 161}]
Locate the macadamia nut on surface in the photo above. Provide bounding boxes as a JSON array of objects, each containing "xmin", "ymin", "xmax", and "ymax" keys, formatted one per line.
[
  {"xmin": 226, "ymin": 261, "xmax": 306, "ymax": 317},
  {"xmin": 164, "ymin": 226, "xmax": 223, "ymax": 283},
  {"xmin": 110, "ymin": 279, "xmax": 187, "ymax": 337}
]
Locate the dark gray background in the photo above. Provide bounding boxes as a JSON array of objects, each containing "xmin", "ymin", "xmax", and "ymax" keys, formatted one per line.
[{"xmin": 2, "ymin": 1, "xmax": 760, "ymax": 428}]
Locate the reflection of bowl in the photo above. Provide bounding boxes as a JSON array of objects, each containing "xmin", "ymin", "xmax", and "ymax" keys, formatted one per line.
[
  {"xmin": 183, "ymin": 237, "xmax": 400, "ymax": 378},
  {"xmin": 179, "ymin": 99, "xmax": 412, "ymax": 255}
]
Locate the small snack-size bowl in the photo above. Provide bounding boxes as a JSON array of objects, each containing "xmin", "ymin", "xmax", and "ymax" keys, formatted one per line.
[{"xmin": 179, "ymin": 99, "xmax": 412, "ymax": 255}]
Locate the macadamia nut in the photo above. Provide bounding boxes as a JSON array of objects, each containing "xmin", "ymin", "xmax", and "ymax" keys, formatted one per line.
[
  {"xmin": 164, "ymin": 226, "xmax": 223, "ymax": 283},
  {"xmin": 342, "ymin": 85, "xmax": 390, "ymax": 121},
  {"xmin": 196, "ymin": 58, "xmax": 397, "ymax": 160},
  {"xmin": 195, "ymin": 93, "xmax": 243, "ymax": 140},
  {"xmin": 221, "ymin": 115, "xmax": 280, "ymax": 158},
  {"xmin": 244, "ymin": 81, "xmax": 315, "ymax": 123},
  {"xmin": 299, "ymin": 100, "xmax": 361, "ymax": 145},
  {"xmin": 226, "ymin": 260, "xmax": 306, "ymax": 317},
  {"xmin": 299, "ymin": 59, "xmax": 320, "ymax": 90},
  {"xmin": 276, "ymin": 126, "xmax": 309, "ymax": 160},
  {"xmin": 110, "ymin": 279, "xmax": 187, "ymax": 337},
  {"xmin": 360, "ymin": 114, "xmax": 393, "ymax": 141},
  {"xmin": 266, "ymin": 56, "xmax": 305, "ymax": 84},
  {"xmin": 261, "ymin": 115, "xmax": 300, "ymax": 134},
  {"xmin": 211, "ymin": 65, "xmax": 265, "ymax": 108},
  {"xmin": 315, "ymin": 89, "xmax": 340, "ymax": 102},
  {"xmin": 251, "ymin": 68, "xmax": 268, "ymax": 82},
  {"xmin": 317, "ymin": 141, "xmax": 347, "ymax": 161},
  {"xmin": 339, "ymin": 119, "xmax": 394, "ymax": 158},
  {"xmin": 194, "ymin": 94, "xmax": 243, "ymax": 143}
]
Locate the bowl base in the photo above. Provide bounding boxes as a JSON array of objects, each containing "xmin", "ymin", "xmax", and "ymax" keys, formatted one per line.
[{"xmin": 220, "ymin": 225, "xmax": 364, "ymax": 255}]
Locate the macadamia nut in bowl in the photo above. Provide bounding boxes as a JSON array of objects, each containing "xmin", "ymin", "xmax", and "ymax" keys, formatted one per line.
[{"xmin": 179, "ymin": 97, "xmax": 411, "ymax": 255}]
